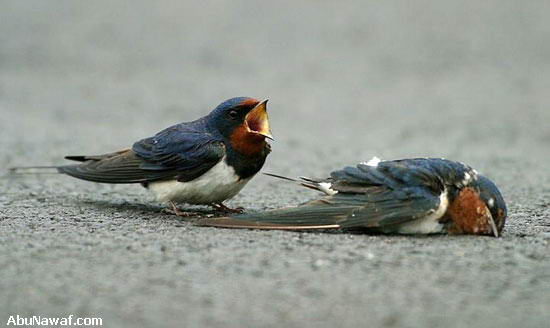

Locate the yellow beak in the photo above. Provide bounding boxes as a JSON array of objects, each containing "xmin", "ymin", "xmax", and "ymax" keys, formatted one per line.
[{"xmin": 245, "ymin": 99, "xmax": 273, "ymax": 140}]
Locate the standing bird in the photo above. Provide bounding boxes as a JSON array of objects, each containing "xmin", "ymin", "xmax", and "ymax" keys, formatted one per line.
[
  {"xmin": 11, "ymin": 97, "xmax": 273, "ymax": 214},
  {"xmin": 196, "ymin": 158, "xmax": 507, "ymax": 237}
]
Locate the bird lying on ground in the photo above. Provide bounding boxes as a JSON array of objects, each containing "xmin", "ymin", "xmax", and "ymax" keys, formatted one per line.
[
  {"xmin": 196, "ymin": 157, "xmax": 507, "ymax": 237},
  {"xmin": 10, "ymin": 97, "xmax": 273, "ymax": 215}
]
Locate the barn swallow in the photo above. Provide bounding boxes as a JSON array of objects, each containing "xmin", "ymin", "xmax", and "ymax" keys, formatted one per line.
[
  {"xmin": 196, "ymin": 157, "xmax": 507, "ymax": 237},
  {"xmin": 10, "ymin": 97, "xmax": 273, "ymax": 214}
]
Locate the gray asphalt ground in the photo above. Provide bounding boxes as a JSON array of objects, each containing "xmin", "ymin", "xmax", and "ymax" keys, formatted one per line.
[{"xmin": 1, "ymin": 1, "xmax": 549, "ymax": 327}]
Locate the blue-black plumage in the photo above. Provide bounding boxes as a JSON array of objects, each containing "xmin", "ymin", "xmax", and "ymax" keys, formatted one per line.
[
  {"xmin": 12, "ymin": 97, "xmax": 273, "ymax": 212},
  {"xmin": 197, "ymin": 158, "xmax": 507, "ymax": 237}
]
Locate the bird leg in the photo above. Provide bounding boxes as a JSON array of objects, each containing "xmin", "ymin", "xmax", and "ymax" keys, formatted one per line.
[
  {"xmin": 212, "ymin": 203, "xmax": 245, "ymax": 214},
  {"xmin": 163, "ymin": 201, "xmax": 200, "ymax": 217}
]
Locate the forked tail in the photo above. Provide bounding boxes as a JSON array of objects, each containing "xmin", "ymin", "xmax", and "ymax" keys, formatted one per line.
[{"xmin": 8, "ymin": 166, "xmax": 60, "ymax": 174}]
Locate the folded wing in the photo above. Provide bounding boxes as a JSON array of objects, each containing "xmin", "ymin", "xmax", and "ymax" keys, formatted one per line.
[{"xmin": 58, "ymin": 125, "xmax": 225, "ymax": 184}]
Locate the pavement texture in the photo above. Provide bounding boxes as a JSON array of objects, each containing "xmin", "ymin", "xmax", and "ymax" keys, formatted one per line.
[{"xmin": 1, "ymin": 1, "xmax": 549, "ymax": 327}]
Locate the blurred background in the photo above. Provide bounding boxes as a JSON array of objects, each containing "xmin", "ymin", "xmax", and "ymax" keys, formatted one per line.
[
  {"xmin": 2, "ymin": 1, "xmax": 549, "ymax": 171},
  {"xmin": 1, "ymin": 1, "xmax": 549, "ymax": 327}
]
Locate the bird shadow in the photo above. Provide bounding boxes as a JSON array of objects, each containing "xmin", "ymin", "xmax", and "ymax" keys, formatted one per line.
[
  {"xmin": 75, "ymin": 198, "xmax": 224, "ymax": 219},
  {"xmin": 57, "ymin": 199, "xmax": 503, "ymax": 238}
]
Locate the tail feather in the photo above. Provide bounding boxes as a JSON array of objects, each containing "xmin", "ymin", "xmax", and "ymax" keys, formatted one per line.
[
  {"xmin": 64, "ymin": 156, "xmax": 88, "ymax": 162},
  {"xmin": 263, "ymin": 172, "xmax": 328, "ymax": 194},
  {"xmin": 8, "ymin": 149, "xmax": 133, "ymax": 173},
  {"xmin": 8, "ymin": 166, "xmax": 60, "ymax": 174},
  {"xmin": 7, "ymin": 149, "xmax": 159, "ymax": 184},
  {"xmin": 262, "ymin": 172, "xmax": 299, "ymax": 182}
]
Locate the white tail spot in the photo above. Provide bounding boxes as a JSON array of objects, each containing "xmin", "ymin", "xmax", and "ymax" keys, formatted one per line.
[
  {"xmin": 318, "ymin": 182, "xmax": 338, "ymax": 195},
  {"xmin": 364, "ymin": 156, "xmax": 382, "ymax": 167}
]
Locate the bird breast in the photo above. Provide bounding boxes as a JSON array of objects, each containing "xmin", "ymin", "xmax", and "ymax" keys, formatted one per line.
[{"xmin": 148, "ymin": 159, "xmax": 251, "ymax": 205}]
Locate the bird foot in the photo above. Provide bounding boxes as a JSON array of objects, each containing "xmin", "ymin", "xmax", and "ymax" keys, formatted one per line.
[
  {"xmin": 212, "ymin": 203, "xmax": 245, "ymax": 214},
  {"xmin": 163, "ymin": 202, "xmax": 201, "ymax": 217},
  {"xmin": 163, "ymin": 208, "xmax": 200, "ymax": 217}
]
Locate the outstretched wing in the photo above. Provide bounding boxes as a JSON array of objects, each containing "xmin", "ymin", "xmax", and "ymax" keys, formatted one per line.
[
  {"xmin": 58, "ymin": 124, "xmax": 225, "ymax": 184},
  {"xmin": 196, "ymin": 185, "xmax": 443, "ymax": 232}
]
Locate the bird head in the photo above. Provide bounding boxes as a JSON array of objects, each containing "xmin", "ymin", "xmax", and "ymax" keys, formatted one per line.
[
  {"xmin": 447, "ymin": 174, "xmax": 507, "ymax": 237},
  {"xmin": 209, "ymin": 97, "xmax": 273, "ymax": 155},
  {"xmin": 474, "ymin": 175, "xmax": 508, "ymax": 237}
]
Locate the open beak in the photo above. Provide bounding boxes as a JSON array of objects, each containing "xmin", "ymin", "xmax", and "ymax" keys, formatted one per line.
[{"xmin": 244, "ymin": 99, "xmax": 273, "ymax": 140}]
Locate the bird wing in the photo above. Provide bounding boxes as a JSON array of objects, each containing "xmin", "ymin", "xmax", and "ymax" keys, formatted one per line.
[
  {"xmin": 199, "ymin": 159, "xmax": 452, "ymax": 231},
  {"xmin": 58, "ymin": 125, "xmax": 225, "ymax": 184},
  {"xmin": 263, "ymin": 158, "xmax": 449, "ymax": 196},
  {"xmin": 132, "ymin": 125, "xmax": 226, "ymax": 182},
  {"xmin": 196, "ymin": 185, "xmax": 443, "ymax": 231},
  {"xmin": 328, "ymin": 159, "xmax": 446, "ymax": 194},
  {"xmin": 333, "ymin": 158, "xmax": 474, "ymax": 192}
]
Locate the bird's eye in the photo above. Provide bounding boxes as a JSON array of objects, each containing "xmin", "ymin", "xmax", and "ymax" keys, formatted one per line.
[{"xmin": 228, "ymin": 110, "xmax": 238, "ymax": 119}]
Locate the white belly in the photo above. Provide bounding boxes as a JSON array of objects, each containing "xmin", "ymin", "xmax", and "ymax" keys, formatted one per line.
[
  {"xmin": 148, "ymin": 160, "xmax": 252, "ymax": 205},
  {"xmin": 397, "ymin": 190, "xmax": 448, "ymax": 234}
]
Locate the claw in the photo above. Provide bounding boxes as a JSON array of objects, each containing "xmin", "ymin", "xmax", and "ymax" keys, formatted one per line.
[
  {"xmin": 163, "ymin": 201, "xmax": 201, "ymax": 217},
  {"xmin": 212, "ymin": 203, "xmax": 245, "ymax": 214}
]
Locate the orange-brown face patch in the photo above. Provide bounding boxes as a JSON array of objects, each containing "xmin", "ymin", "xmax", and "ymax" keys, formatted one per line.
[
  {"xmin": 238, "ymin": 98, "xmax": 260, "ymax": 108},
  {"xmin": 229, "ymin": 123, "xmax": 267, "ymax": 156},
  {"xmin": 446, "ymin": 187, "xmax": 494, "ymax": 235}
]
